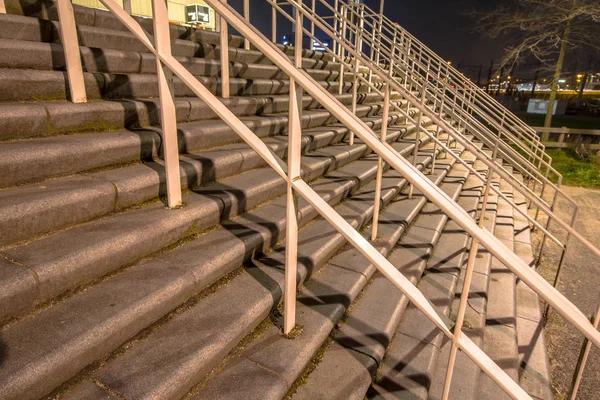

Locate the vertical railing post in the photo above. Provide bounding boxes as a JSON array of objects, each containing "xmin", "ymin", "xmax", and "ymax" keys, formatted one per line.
[
  {"xmin": 408, "ymin": 71, "xmax": 428, "ymax": 199},
  {"xmin": 569, "ymin": 300, "xmax": 600, "ymax": 400},
  {"xmin": 219, "ymin": 0, "xmax": 230, "ymax": 99},
  {"xmin": 350, "ymin": 4, "xmax": 364, "ymax": 146},
  {"xmin": 332, "ymin": 0, "xmax": 339, "ymax": 61},
  {"xmin": 309, "ymin": 0, "xmax": 315, "ymax": 51},
  {"xmin": 371, "ymin": 64, "xmax": 392, "ymax": 240},
  {"xmin": 243, "ymin": 0, "xmax": 250, "ymax": 50},
  {"xmin": 338, "ymin": 5, "xmax": 347, "ymax": 95},
  {"xmin": 284, "ymin": 0, "xmax": 305, "ymax": 337},
  {"xmin": 284, "ymin": 81, "xmax": 302, "ymax": 336},
  {"xmin": 123, "ymin": 0, "xmax": 132, "ymax": 14},
  {"xmin": 0, "ymin": 0, "xmax": 5, "ymax": 13},
  {"xmin": 271, "ymin": 0, "xmax": 277, "ymax": 43},
  {"xmin": 431, "ymin": 62, "xmax": 447, "ymax": 173},
  {"xmin": 152, "ymin": 0, "xmax": 183, "ymax": 208},
  {"xmin": 56, "ymin": 0, "xmax": 87, "ymax": 103}
]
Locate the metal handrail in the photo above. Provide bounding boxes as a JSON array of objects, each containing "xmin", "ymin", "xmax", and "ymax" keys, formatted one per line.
[
  {"xmin": 269, "ymin": 0, "xmax": 568, "ymax": 252},
  {"xmin": 334, "ymin": 2, "xmax": 556, "ymax": 183},
  {"xmin": 290, "ymin": 0, "xmax": 590, "ymax": 255},
  {"xmin": 314, "ymin": 0, "xmax": 586, "ymax": 296},
  {"xmin": 351, "ymin": 1, "xmax": 548, "ymax": 159},
  {"xmin": 50, "ymin": 0, "xmax": 600, "ymax": 398}
]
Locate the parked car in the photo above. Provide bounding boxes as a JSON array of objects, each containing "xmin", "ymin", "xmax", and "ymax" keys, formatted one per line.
[{"xmin": 584, "ymin": 98, "xmax": 600, "ymax": 116}]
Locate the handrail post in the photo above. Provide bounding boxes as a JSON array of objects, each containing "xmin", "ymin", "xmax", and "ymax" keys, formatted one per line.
[
  {"xmin": 338, "ymin": 4, "xmax": 346, "ymax": 95},
  {"xmin": 243, "ymin": 0, "xmax": 250, "ymax": 50},
  {"xmin": 569, "ymin": 300, "xmax": 600, "ymax": 400},
  {"xmin": 309, "ymin": 0, "xmax": 315, "ymax": 51},
  {"xmin": 219, "ymin": 0, "xmax": 230, "ymax": 99},
  {"xmin": 56, "ymin": 0, "xmax": 87, "ymax": 103},
  {"xmin": 332, "ymin": 0, "xmax": 339, "ymax": 61},
  {"xmin": 432, "ymin": 64, "xmax": 447, "ymax": 173},
  {"xmin": 294, "ymin": 0, "xmax": 304, "ymax": 118},
  {"xmin": 152, "ymin": 0, "xmax": 182, "ymax": 208},
  {"xmin": 123, "ymin": 0, "xmax": 132, "ymax": 14},
  {"xmin": 408, "ymin": 71, "xmax": 429, "ymax": 199},
  {"xmin": 284, "ymin": 77, "xmax": 302, "ymax": 336},
  {"xmin": 371, "ymin": 82, "xmax": 390, "ymax": 240},
  {"xmin": 271, "ymin": 0, "xmax": 277, "ymax": 42},
  {"xmin": 350, "ymin": 4, "xmax": 365, "ymax": 146}
]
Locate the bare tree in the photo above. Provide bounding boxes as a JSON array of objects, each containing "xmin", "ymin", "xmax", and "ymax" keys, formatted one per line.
[{"xmin": 470, "ymin": 0, "xmax": 600, "ymax": 137}]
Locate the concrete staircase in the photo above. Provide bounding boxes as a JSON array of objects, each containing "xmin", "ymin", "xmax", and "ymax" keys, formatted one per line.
[{"xmin": 0, "ymin": 2, "xmax": 553, "ymax": 399}]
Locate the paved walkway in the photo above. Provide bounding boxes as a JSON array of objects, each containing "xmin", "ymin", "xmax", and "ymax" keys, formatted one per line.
[{"xmin": 532, "ymin": 186, "xmax": 600, "ymax": 400}]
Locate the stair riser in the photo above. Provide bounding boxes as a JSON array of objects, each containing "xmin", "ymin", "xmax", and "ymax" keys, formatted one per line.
[
  {"xmin": 62, "ymin": 147, "xmax": 440, "ymax": 400},
  {"xmin": 0, "ymin": 136, "xmax": 429, "ymax": 400},
  {"xmin": 0, "ymin": 104, "xmax": 399, "ymax": 189},
  {"xmin": 0, "ymin": 39, "xmax": 371, "ymax": 83},
  {"xmin": 0, "ymin": 91, "xmax": 401, "ymax": 142},
  {"xmin": 0, "ymin": 127, "xmax": 423, "ymax": 323},
  {"xmin": 0, "ymin": 68, "xmax": 375, "ymax": 102}
]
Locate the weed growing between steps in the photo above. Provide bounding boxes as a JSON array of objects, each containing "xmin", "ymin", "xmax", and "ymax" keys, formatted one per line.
[
  {"xmin": 284, "ymin": 337, "xmax": 334, "ymax": 399},
  {"xmin": 183, "ymin": 318, "xmax": 273, "ymax": 399}
]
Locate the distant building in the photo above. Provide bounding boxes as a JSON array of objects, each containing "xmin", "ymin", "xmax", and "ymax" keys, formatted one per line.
[{"xmin": 72, "ymin": 0, "xmax": 218, "ymax": 30}]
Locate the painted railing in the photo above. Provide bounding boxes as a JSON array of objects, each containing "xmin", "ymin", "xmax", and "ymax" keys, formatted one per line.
[{"xmin": 4, "ymin": 0, "xmax": 599, "ymax": 398}]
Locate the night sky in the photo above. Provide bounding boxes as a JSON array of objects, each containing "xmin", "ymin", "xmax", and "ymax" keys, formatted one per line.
[{"xmin": 227, "ymin": 0, "xmax": 506, "ymax": 68}]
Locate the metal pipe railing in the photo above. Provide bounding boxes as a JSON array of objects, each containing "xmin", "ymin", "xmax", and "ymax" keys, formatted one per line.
[
  {"xmin": 290, "ymin": 1, "xmax": 577, "ymax": 251},
  {"xmin": 312, "ymin": 0, "xmax": 584, "ymax": 302},
  {"xmin": 53, "ymin": 0, "xmax": 600, "ymax": 398}
]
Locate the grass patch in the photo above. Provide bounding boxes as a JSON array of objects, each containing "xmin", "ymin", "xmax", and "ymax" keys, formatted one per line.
[{"xmin": 545, "ymin": 148, "xmax": 600, "ymax": 189}]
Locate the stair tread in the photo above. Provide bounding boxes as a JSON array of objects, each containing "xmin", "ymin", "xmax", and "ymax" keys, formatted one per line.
[
  {"xmin": 291, "ymin": 157, "xmax": 471, "ymax": 400},
  {"xmin": 191, "ymin": 154, "xmax": 457, "ymax": 400},
  {"xmin": 0, "ymin": 138, "xmax": 436, "ymax": 400}
]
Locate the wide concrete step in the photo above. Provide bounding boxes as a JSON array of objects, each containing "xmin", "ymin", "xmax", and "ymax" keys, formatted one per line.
[
  {"xmin": 0, "ymin": 38, "xmax": 369, "ymax": 82},
  {"xmin": 365, "ymin": 154, "xmax": 499, "ymax": 400},
  {"xmin": 59, "ymin": 147, "xmax": 444, "ymax": 400},
  {"xmin": 0, "ymin": 13, "xmax": 335, "ymax": 68},
  {"xmin": 476, "ymin": 173, "xmax": 519, "ymax": 400},
  {"xmin": 0, "ymin": 89, "xmax": 403, "ymax": 141},
  {"xmin": 0, "ymin": 119, "xmax": 430, "ymax": 322},
  {"xmin": 0, "ymin": 112, "xmax": 406, "ymax": 250},
  {"xmin": 191, "ymin": 146, "xmax": 459, "ymax": 400},
  {"xmin": 0, "ymin": 99, "xmax": 404, "ymax": 187},
  {"xmin": 5, "ymin": 1, "xmax": 339, "ymax": 63},
  {"xmin": 291, "ymin": 152, "xmax": 474, "ymax": 400},
  {"xmin": 512, "ymin": 173, "xmax": 553, "ymax": 400},
  {"xmin": 0, "ymin": 132, "xmax": 438, "ymax": 400},
  {"xmin": 0, "ymin": 67, "xmax": 381, "ymax": 102}
]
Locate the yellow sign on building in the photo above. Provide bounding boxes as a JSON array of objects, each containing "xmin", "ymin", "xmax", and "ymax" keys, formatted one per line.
[{"xmin": 73, "ymin": 0, "xmax": 217, "ymax": 30}]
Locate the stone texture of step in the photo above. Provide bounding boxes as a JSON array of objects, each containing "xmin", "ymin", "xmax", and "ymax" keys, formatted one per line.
[
  {"xmin": 512, "ymin": 173, "xmax": 553, "ymax": 400},
  {"xmin": 0, "ymin": 92, "xmax": 403, "ymax": 142},
  {"xmin": 0, "ymin": 67, "xmax": 371, "ymax": 102},
  {"xmin": 366, "ymin": 155, "xmax": 495, "ymax": 400},
  {"xmin": 0, "ymin": 124, "xmax": 427, "ymax": 322},
  {"xmin": 426, "ymin": 161, "xmax": 503, "ymax": 400},
  {"xmin": 477, "ymin": 171, "xmax": 519, "ymax": 400},
  {"xmin": 0, "ymin": 38, "xmax": 354, "ymax": 81},
  {"xmin": 291, "ymin": 153, "xmax": 473, "ymax": 400},
  {"xmin": 0, "ymin": 3, "xmax": 552, "ymax": 400},
  {"xmin": 0, "ymin": 112, "xmax": 404, "ymax": 248},
  {"xmin": 0, "ymin": 129, "xmax": 439, "ymax": 400},
  {"xmin": 189, "ymin": 148, "xmax": 459, "ymax": 400}
]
